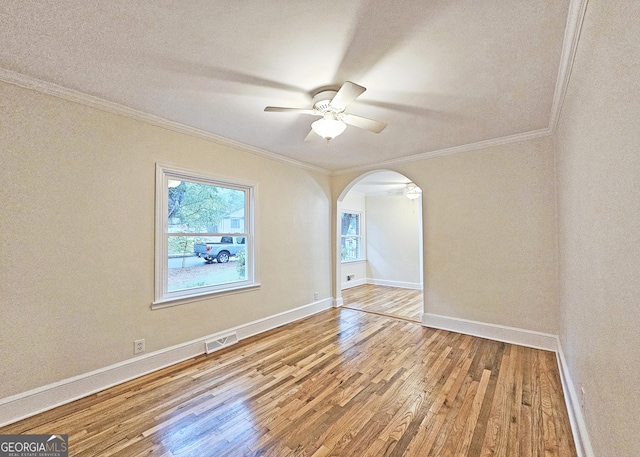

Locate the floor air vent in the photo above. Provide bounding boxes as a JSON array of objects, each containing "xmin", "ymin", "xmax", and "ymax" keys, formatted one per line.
[{"xmin": 205, "ymin": 332, "xmax": 238, "ymax": 354}]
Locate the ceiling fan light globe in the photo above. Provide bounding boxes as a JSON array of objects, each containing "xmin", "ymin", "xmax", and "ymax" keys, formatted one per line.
[
  {"xmin": 404, "ymin": 183, "xmax": 422, "ymax": 200},
  {"xmin": 311, "ymin": 118, "xmax": 346, "ymax": 140}
]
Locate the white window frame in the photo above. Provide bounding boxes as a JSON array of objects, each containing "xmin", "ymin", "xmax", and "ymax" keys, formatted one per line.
[
  {"xmin": 340, "ymin": 210, "xmax": 365, "ymax": 263},
  {"xmin": 153, "ymin": 164, "xmax": 257, "ymax": 308}
]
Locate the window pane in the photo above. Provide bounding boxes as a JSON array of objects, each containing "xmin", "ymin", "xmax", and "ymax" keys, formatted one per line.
[
  {"xmin": 168, "ymin": 180, "xmax": 245, "ymax": 234},
  {"xmin": 168, "ymin": 236, "xmax": 247, "ymax": 292},
  {"xmin": 341, "ymin": 236, "xmax": 361, "ymax": 262},
  {"xmin": 341, "ymin": 212, "xmax": 360, "ymax": 236}
]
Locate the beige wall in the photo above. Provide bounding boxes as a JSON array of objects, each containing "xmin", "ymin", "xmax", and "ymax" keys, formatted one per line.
[
  {"xmin": 0, "ymin": 81, "xmax": 332, "ymax": 398},
  {"xmin": 365, "ymin": 193, "xmax": 422, "ymax": 287},
  {"xmin": 555, "ymin": 1, "xmax": 640, "ymax": 456},
  {"xmin": 414, "ymin": 138, "xmax": 558, "ymax": 334},
  {"xmin": 333, "ymin": 135, "xmax": 559, "ymax": 334}
]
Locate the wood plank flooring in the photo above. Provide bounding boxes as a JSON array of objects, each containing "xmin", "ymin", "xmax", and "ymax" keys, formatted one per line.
[
  {"xmin": 342, "ymin": 284, "xmax": 423, "ymax": 322},
  {"xmin": 0, "ymin": 308, "xmax": 577, "ymax": 456}
]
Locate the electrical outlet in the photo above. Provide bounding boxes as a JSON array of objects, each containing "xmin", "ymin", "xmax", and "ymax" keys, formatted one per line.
[
  {"xmin": 134, "ymin": 339, "xmax": 145, "ymax": 355},
  {"xmin": 314, "ymin": 292, "xmax": 319, "ymax": 300},
  {"xmin": 347, "ymin": 274, "xmax": 354, "ymax": 281},
  {"xmin": 580, "ymin": 386, "xmax": 586, "ymax": 410}
]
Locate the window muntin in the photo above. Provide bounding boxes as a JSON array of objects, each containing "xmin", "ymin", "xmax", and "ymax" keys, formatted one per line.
[
  {"xmin": 155, "ymin": 165, "xmax": 255, "ymax": 305},
  {"xmin": 341, "ymin": 211, "xmax": 364, "ymax": 262}
]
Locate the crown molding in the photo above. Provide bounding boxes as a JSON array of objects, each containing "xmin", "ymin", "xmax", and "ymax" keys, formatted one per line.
[
  {"xmin": 332, "ymin": 127, "xmax": 553, "ymax": 176},
  {"xmin": 549, "ymin": 0, "xmax": 590, "ymax": 130},
  {"xmin": 0, "ymin": 68, "xmax": 331, "ymax": 176}
]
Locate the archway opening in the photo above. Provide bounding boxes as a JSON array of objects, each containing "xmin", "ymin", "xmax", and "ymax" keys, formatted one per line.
[{"xmin": 336, "ymin": 170, "xmax": 424, "ymax": 322}]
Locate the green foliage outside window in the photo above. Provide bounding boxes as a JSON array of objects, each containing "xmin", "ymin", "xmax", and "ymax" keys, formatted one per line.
[
  {"xmin": 168, "ymin": 181, "xmax": 245, "ymax": 233},
  {"xmin": 236, "ymin": 249, "xmax": 246, "ymax": 278}
]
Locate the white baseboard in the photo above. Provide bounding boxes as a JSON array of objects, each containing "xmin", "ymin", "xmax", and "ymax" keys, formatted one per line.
[
  {"xmin": 556, "ymin": 343, "xmax": 595, "ymax": 457},
  {"xmin": 0, "ymin": 298, "xmax": 333, "ymax": 428},
  {"xmin": 341, "ymin": 278, "xmax": 423, "ymax": 291},
  {"xmin": 341, "ymin": 278, "xmax": 366, "ymax": 289},
  {"xmin": 422, "ymin": 313, "xmax": 558, "ymax": 352},
  {"xmin": 367, "ymin": 278, "xmax": 423, "ymax": 290}
]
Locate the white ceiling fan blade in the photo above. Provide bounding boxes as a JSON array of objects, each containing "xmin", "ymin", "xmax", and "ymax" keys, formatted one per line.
[
  {"xmin": 304, "ymin": 129, "xmax": 318, "ymax": 141},
  {"xmin": 341, "ymin": 113, "xmax": 387, "ymax": 133},
  {"xmin": 264, "ymin": 106, "xmax": 318, "ymax": 115},
  {"xmin": 329, "ymin": 81, "xmax": 366, "ymax": 110}
]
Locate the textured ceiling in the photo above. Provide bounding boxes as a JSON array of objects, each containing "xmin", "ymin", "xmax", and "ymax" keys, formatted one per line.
[{"xmin": 0, "ymin": 0, "xmax": 573, "ymax": 172}]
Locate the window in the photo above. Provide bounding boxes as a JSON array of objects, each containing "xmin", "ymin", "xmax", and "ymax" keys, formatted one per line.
[
  {"xmin": 154, "ymin": 165, "xmax": 256, "ymax": 306},
  {"xmin": 341, "ymin": 211, "xmax": 364, "ymax": 262}
]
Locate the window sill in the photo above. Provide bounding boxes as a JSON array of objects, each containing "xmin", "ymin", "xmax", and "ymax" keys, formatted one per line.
[
  {"xmin": 341, "ymin": 259, "xmax": 366, "ymax": 264},
  {"xmin": 152, "ymin": 283, "xmax": 261, "ymax": 310}
]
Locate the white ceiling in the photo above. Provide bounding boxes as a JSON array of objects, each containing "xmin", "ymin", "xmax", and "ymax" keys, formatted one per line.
[{"xmin": 0, "ymin": 0, "xmax": 575, "ymax": 173}]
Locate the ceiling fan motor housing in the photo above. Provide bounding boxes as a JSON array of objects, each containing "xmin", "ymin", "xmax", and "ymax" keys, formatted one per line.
[{"xmin": 312, "ymin": 90, "xmax": 339, "ymax": 113}]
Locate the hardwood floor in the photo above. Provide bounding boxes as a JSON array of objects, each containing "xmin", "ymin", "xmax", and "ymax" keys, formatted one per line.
[
  {"xmin": 342, "ymin": 284, "xmax": 423, "ymax": 322},
  {"xmin": 0, "ymin": 308, "xmax": 576, "ymax": 456}
]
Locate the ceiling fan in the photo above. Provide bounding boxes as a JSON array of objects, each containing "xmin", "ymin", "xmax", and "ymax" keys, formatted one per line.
[
  {"xmin": 264, "ymin": 81, "xmax": 387, "ymax": 141},
  {"xmin": 383, "ymin": 182, "xmax": 422, "ymax": 200}
]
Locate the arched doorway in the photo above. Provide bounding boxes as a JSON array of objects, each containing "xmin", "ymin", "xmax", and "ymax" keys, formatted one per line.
[{"xmin": 336, "ymin": 170, "xmax": 424, "ymax": 322}]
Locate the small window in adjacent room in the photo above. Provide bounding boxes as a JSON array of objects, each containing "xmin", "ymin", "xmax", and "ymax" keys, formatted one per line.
[
  {"xmin": 341, "ymin": 211, "xmax": 364, "ymax": 262},
  {"xmin": 154, "ymin": 164, "xmax": 256, "ymax": 307}
]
